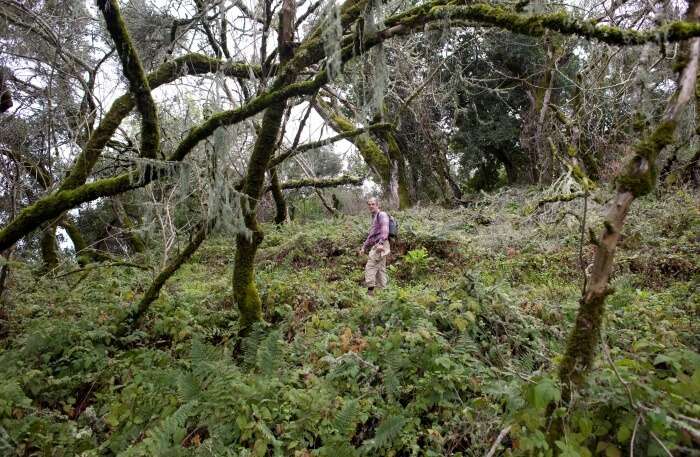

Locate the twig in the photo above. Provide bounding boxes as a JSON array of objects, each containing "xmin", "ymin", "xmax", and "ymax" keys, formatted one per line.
[
  {"xmin": 630, "ymin": 414, "xmax": 641, "ymax": 457},
  {"xmin": 484, "ymin": 425, "xmax": 512, "ymax": 457},
  {"xmin": 650, "ymin": 431, "xmax": 673, "ymax": 457},
  {"xmin": 602, "ymin": 333, "xmax": 637, "ymax": 409}
]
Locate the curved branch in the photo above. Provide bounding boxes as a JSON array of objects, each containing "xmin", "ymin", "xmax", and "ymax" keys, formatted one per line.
[
  {"xmin": 97, "ymin": 0, "xmax": 160, "ymax": 160},
  {"xmin": 60, "ymin": 54, "xmax": 261, "ymax": 191}
]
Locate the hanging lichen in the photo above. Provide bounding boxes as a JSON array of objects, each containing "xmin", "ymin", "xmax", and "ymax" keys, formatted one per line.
[
  {"xmin": 204, "ymin": 124, "xmax": 251, "ymax": 239},
  {"xmin": 321, "ymin": 0, "xmax": 344, "ymax": 82},
  {"xmin": 357, "ymin": 0, "xmax": 388, "ymax": 119}
]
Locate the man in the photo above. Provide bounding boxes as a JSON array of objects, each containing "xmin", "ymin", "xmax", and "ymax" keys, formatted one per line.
[{"xmin": 359, "ymin": 197, "xmax": 390, "ymax": 295}]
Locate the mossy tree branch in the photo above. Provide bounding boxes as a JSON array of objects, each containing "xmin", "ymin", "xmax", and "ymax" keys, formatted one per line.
[
  {"xmin": 96, "ymin": 0, "xmax": 160, "ymax": 160},
  {"xmin": 6, "ymin": 0, "xmax": 699, "ymax": 255},
  {"xmin": 0, "ymin": 73, "xmax": 325, "ymax": 252},
  {"xmin": 558, "ymin": 4, "xmax": 700, "ymax": 400},
  {"xmin": 274, "ymin": 174, "xmax": 364, "ymax": 191},
  {"xmin": 314, "ymin": 99, "xmax": 391, "ymax": 183},
  {"xmin": 268, "ymin": 122, "xmax": 392, "ymax": 169},
  {"xmin": 386, "ymin": 3, "xmax": 700, "ymax": 45},
  {"xmin": 60, "ymin": 54, "xmax": 261, "ymax": 192}
]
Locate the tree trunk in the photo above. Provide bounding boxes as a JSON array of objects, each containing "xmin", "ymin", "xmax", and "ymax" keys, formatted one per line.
[
  {"xmin": 377, "ymin": 127, "xmax": 413, "ymax": 209},
  {"xmin": 112, "ymin": 196, "xmax": 146, "ymax": 253},
  {"xmin": 233, "ymin": 0, "xmax": 297, "ymax": 332},
  {"xmin": 58, "ymin": 217, "xmax": 97, "ymax": 266},
  {"xmin": 40, "ymin": 223, "xmax": 59, "ymax": 272}
]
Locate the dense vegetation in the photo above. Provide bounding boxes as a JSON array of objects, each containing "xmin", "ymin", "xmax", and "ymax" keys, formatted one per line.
[
  {"xmin": 1, "ymin": 188, "xmax": 698, "ymax": 455},
  {"xmin": 2, "ymin": 0, "xmax": 700, "ymax": 454}
]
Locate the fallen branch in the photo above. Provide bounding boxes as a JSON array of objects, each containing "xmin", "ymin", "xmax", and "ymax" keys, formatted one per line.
[{"xmin": 537, "ymin": 191, "xmax": 585, "ymax": 208}]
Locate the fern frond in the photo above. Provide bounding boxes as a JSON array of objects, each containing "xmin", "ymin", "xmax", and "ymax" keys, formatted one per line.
[
  {"xmin": 241, "ymin": 323, "xmax": 266, "ymax": 369},
  {"xmin": 454, "ymin": 333, "xmax": 478, "ymax": 356},
  {"xmin": 130, "ymin": 401, "xmax": 197, "ymax": 455},
  {"xmin": 256, "ymin": 330, "xmax": 282, "ymax": 375},
  {"xmin": 322, "ymin": 441, "xmax": 358, "ymax": 457},
  {"xmin": 176, "ymin": 372, "xmax": 201, "ymax": 403},
  {"xmin": 383, "ymin": 349, "xmax": 402, "ymax": 399},
  {"xmin": 360, "ymin": 414, "xmax": 407, "ymax": 453},
  {"xmin": 191, "ymin": 337, "xmax": 221, "ymax": 372},
  {"xmin": 334, "ymin": 399, "xmax": 360, "ymax": 439}
]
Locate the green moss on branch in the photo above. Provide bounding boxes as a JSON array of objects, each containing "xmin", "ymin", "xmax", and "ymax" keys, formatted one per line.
[
  {"xmin": 61, "ymin": 55, "xmax": 260, "ymax": 192},
  {"xmin": 276, "ymin": 174, "xmax": 363, "ymax": 190},
  {"xmin": 617, "ymin": 121, "xmax": 676, "ymax": 197},
  {"xmin": 97, "ymin": 0, "xmax": 160, "ymax": 160},
  {"xmin": 428, "ymin": 4, "xmax": 700, "ymax": 45}
]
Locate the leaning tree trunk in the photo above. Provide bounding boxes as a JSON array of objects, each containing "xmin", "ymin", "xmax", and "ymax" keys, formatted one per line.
[
  {"xmin": 232, "ymin": 0, "xmax": 297, "ymax": 331},
  {"xmin": 119, "ymin": 222, "xmax": 208, "ymax": 334},
  {"xmin": 558, "ymin": 3, "xmax": 700, "ymax": 401}
]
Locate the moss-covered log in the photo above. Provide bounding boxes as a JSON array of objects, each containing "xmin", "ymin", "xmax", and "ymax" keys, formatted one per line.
[{"xmin": 536, "ymin": 191, "xmax": 585, "ymax": 208}]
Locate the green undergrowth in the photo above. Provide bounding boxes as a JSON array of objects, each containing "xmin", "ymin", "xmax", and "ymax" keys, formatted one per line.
[{"xmin": 0, "ymin": 188, "xmax": 698, "ymax": 456}]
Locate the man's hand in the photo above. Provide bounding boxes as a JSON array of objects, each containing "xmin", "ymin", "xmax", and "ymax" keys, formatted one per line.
[{"xmin": 358, "ymin": 247, "xmax": 365, "ymax": 256}]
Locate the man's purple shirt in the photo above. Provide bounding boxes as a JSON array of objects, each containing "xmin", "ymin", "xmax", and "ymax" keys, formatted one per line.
[{"xmin": 363, "ymin": 211, "xmax": 389, "ymax": 251}]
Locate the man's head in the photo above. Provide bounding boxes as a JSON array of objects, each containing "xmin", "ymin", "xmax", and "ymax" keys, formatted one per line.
[{"xmin": 367, "ymin": 197, "xmax": 380, "ymax": 215}]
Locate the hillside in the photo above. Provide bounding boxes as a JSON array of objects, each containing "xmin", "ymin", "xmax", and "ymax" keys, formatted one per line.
[{"xmin": 0, "ymin": 188, "xmax": 698, "ymax": 456}]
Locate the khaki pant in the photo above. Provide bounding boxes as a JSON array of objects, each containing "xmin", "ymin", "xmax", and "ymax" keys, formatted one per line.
[{"xmin": 365, "ymin": 240, "xmax": 390, "ymax": 289}]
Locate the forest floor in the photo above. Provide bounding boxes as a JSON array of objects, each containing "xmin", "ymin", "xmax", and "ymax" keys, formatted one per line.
[{"xmin": 0, "ymin": 187, "xmax": 698, "ymax": 456}]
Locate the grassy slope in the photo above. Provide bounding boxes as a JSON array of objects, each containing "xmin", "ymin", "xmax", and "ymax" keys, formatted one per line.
[{"xmin": 0, "ymin": 188, "xmax": 698, "ymax": 456}]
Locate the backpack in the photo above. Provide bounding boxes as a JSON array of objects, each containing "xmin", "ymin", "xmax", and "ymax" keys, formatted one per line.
[{"xmin": 388, "ymin": 214, "xmax": 398, "ymax": 239}]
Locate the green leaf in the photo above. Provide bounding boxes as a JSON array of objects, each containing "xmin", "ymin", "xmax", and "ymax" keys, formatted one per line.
[{"xmin": 529, "ymin": 377, "xmax": 560, "ymax": 410}]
